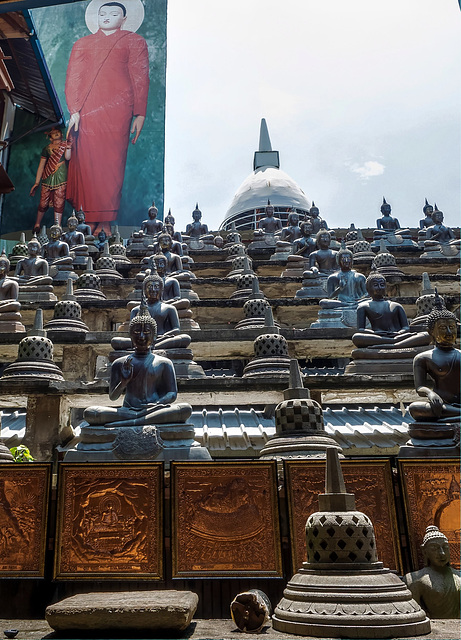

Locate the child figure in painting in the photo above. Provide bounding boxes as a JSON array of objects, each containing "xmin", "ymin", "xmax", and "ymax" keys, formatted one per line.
[{"xmin": 30, "ymin": 127, "xmax": 72, "ymax": 232}]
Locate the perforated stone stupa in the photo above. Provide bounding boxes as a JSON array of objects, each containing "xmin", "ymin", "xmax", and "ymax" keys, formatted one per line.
[{"xmin": 272, "ymin": 448, "xmax": 430, "ymax": 638}]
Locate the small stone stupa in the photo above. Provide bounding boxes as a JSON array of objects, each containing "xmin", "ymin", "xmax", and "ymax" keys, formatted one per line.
[
  {"xmin": 372, "ymin": 240, "xmax": 404, "ymax": 281},
  {"xmin": 235, "ymin": 277, "xmax": 272, "ymax": 330},
  {"xmin": 95, "ymin": 242, "xmax": 123, "ymax": 284},
  {"xmin": 272, "ymin": 448, "xmax": 431, "ymax": 638},
  {"xmin": 44, "ymin": 279, "xmax": 89, "ymax": 340},
  {"xmin": 242, "ymin": 307, "xmax": 290, "ymax": 378},
  {"xmin": 74, "ymin": 258, "xmax": 107, "ymax": 302},
  {"xmin": 8, "ymin": 232, "xmax": 28, "ymax": 269},
  {"xmin": 230, "ymin": 257, "xmax": 258, "ymax": 300},
  {"xmin": 259, "ymin": 360, "xmax": 341, "ymax": 459},
  {"xmin": 0, "ymin": 309, "xmax": 64, "ymax": 383}
]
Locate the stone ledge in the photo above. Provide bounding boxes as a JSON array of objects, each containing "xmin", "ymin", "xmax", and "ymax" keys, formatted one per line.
[{"xmin": 45, "ymin": 591, "xmax": 198, "ymax": 632}]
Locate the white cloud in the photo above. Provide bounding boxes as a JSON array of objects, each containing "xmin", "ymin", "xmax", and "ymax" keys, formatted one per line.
[{"xmin": 348, "ymin": 161, "xmax": 386, "ymax": 180}]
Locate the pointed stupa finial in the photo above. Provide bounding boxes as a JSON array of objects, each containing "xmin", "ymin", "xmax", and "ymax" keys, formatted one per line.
[
  {"xmin": 63, "ymin": 278, "xmax": 77, "ymax": 302},
  {"xmin": 28, "ymin": 308, "xmax": 47, "ymax": 338},
  {"xmin": 263, "ymin": 305, "xmax": 279, "ymax": 333},
  {"xmin": 349, "ymin": 223, "xmax": 356, "ymax": 231},
  {"xmin": 267, "ymin": 199, "xmax": 271, "ymax": 206},
  {"xmin": 19, "ymin": 233, "xmax": 26, "ymax": 244},
  {"xmin": 290, "ymin": 358, "xmax": 303, "ymax": 389},
  {"xmin": 249, "ymin": 275, "xmax": 263, "ymax": 300},
  {"xmin": 318, "ymin": 447, "xmax": 356, "ymax": 512},
  {"xmin": 242, "ymin": 255, "xmax": 253, "ymax": 274},
  {"xmin": 421, "ymin": 272, "xmax": 433, "ymax": 295},
  {"xmin": 102, "ymin": 241, "xmax": 111, "ymax": 256},
  {"xmin": 86, "ymin": 257, "xmax": 94, "ymax": 272},
  {"xmin": 258, "ymin": 118, "xmax": 272, "ymax": 152},
  {"xmin": 379, "ymin": 238, "xmax": 388, "ymax": 253},
  {"xmin": 357, "ymin": 229, "xmax": 365, "ymax": 241}
]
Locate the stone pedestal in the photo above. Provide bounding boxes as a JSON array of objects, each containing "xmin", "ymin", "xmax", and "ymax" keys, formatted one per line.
[
  {"xmin": 295, "ymin": 274, "xmax": 328, "ymax": 298},
  {"xmin": 399, "ymin": 421, "xmax": 460, "ymax": 458},
  {"xmin": 0, "ymin": 312, "xmax": 25, "ymax": 333},
  {"xmin": 18, "ymin": 286, "xmax": 56, "ymax": 302},
  {"xmin": 310, "ymin": 306, "xmax": 358, "ymax": 329},
  {"xmin": 22, "ymin": 395, "xmax": 71, "ymax": 461},
  {"xmin": 154, "ymin": 347, "xmax": 206, "ymax": 379},
  {"xmin": 345, "ymin": 345, "xmax": 430, "ymax": 375},
  {"xmin": 66, "ymin": 421, "xmax": 210, "ymax": 462}
]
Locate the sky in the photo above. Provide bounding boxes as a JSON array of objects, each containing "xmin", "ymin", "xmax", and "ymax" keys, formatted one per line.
[{"xmin": 163, "ymin": 0, "xmax": 460, "ymax": 232}]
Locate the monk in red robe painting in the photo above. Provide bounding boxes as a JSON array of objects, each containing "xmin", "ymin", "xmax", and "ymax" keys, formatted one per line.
[{"xmin": 65, "ymin": 1, "xmax": 149, "ymax": 234}]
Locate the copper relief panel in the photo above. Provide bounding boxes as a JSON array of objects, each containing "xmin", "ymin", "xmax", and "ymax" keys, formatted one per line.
[
  {"xmin": 55, "ymin": 463, "xmax": 163, "ymax": 579},
  {"xmin": 0, "ymin": 463, "xmax": 50, "ymax": 577},
  {"xmin": 172, "ymin": 461, "xmax": 282, "ymax": 577}
]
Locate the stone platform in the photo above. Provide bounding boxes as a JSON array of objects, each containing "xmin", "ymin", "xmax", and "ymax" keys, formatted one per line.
[
  {"xmin": 0, "ymin": 617, "xmax": 459, "ymax": 639},
  {"xmin": 45, "ymin": 591, "xmax": 198, "ymax": 633}
]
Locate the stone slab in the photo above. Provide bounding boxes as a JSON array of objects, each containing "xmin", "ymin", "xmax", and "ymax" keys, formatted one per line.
[{"xmin": 45, "ymin": 591, "xmax": 198, "ymax": 632}]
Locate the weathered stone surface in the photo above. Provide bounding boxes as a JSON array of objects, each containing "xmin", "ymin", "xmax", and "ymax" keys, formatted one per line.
[{"xmin": 45, "ymin": 591, "xmax": 198, "ymax": 631}]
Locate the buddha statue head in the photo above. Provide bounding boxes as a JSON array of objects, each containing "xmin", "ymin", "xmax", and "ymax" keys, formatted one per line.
[
  {"xmin": 148, "ymin": 201, "xmax": 158, "ymax": 219},
  {"xmin": 300, "ymin": 220, "xmax": 313, "ymax": 238},
  {"xmin": 76, "ymin": 209, "xmax": 86, "ymax": 224},
  {"xmin": 380, "ymin": 197, "xmax": 391, "ymax": 216},
  {"xmin": 287, "ymin": 211, "xmax": 299, "ymax": 227},
  {"xmin": 366, "ymin": 272, "xmax": 387, "ymax": 299},
  {"xmin": 28, "ymin": 236, "xmax": 41, "ymax": 257},
  {"xmin": 50, "ymin": 224, "xmax": 63, "ymax": 241},
  {"xmin": 336, "ymin": 247, "xmax": 353, "ymax": 271},
  {"xmin": 143, "ymin": 272, "xmax": 164, "ymax": 303},
  {"xmin": 165, "ymin": 208, "xmax": 175, "ymax": 225},
  {"xmin": 423, "ymin": 199, "xmax": 433, "ymax": 216},
  {"xmin": 316, "ymin": 229, "xmax": 331, "ymax": 250},
  {"xmin": 265, "ymin": 200, "xmax": 274, "ymax": 217},
  {"xmin": 421, "ymin": 525, "xmax": 450, "ymax": 569},
  {"xmin": 431, "ymin": 208, "xmax": 444, "ymax": 225},
  {"xmin": 427, "ymin": 296, "xmax": 458, "ymax": 348},
  {"xmin": 67, "ymin": 215, "xmax": 79, "ymax": 231},
  {"xmin": 129, "ymin": 298, "xmax": 158, "ymax": 353},
  {"xmin": 153, "ymin": 254, "xmax": 167, "ymax": 276},
  {"xmin": 192, "ymin": 203, "xmax": 202, "ymax": 221},
  {"xmin": 158, "ymin": 232, "xmax": 173, "ymax": 252},
  {"xmin": 309, "ymin": 202, "xmax": 320, "ymax": 218}
]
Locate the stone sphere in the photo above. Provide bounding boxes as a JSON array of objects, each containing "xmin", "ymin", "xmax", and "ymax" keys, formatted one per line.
[
  {"xmin": 306, "ymin": 510, "xmax": 378, "ymax": 565},
  {"xmin": 77, "ymin": 273, "xmax": 101, "ymax": 290},
  {"xmin": 275, "ymin": 398, "xmax": 324, "ymax": 432},
  {"xmin": 96, "ymin": 255, "xmax": 116, "ymax": 270},
  {"xmin": 243, "ymin": 298, "xmax": 270, "ymax": 319},
  {"xmin": 53, "ymin": 300, "xmax": 82, "ymax": 320},
  {"xmin": 353, "ymin": 240, "xmax": 371, "ymax": 254},
  {"xmin": 109, "ymin": 244, "xmax": 127, "ymax": 256},
  {"xmin": 18, "ymin": 336, "xmax": 53, "ymax": 362},
  {"xmin": 254, "ymin": 333, "xmax": 288, "ymax": 357},
  {"xmin": 373, "ymin": 251, "xmax": 396, "ymax": 268}
]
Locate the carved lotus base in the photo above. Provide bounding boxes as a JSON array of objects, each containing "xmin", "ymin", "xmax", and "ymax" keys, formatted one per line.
[
  {"xmin": 272, "ymin": 566, "xmax": 430, "ymax": 638},
  {"xmin": 399, "ymin": 421, "xmax": 460, "ymax": 458}
]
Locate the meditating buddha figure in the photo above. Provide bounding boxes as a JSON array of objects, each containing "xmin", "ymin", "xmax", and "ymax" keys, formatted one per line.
[
  {"xmin": 352, "ymin": 273, "xmax": 430, "ymax": 350},
  {"xmin": 423, "ymin": 208, "xmax": 460, "ymax": 257},
  {"xmin": 280, "ymin": 211, "xmax": 302, "ymax": 243},
  {"xmin": 251, "ymin": 201, "xmax": 283, "ymax": 248},
  {"xmin": 84, "ymin": 301, "xmax": 192, "ymax": 429},
  {"xmin": 404, "ymin": 525, "xmax": 460, "ymax": 619},
  {"xmin": 185, "ymin": 203, "xmax": 209, "ymax": 238},
  {"xmin": 372, "ymin": 197, "xmax": 412, "ymax": 245},
  {"xmin": 62, "ymin": 214, "xmax": 86, "ymax": 249},
  {"xmin": 305, "ymin": 202, "xmax": 327, "ymax": 234},
  {"xmin": 319, "ymin": 247, "xmax": 367, "ymax": 310},
  {"xmin": 157, "ymin": 233, "xmax": 183, "ymax": 275},
  {"xmin": 419, "ymin": 199, "xmax": 434, "ymax": 230},
  {"xmin": 141, "ymin": 201, "xmax": 163, "ymax": 236},
  {"xmin": 14, "ymin": 236, "xmax": 53, "ymax": 287},
  {"xmin": 408, "ymin": 297, "xmax": 460, "ymax": 423},
  {"xmin": 130, "ymin": 273, "xmax": 191, "ymax": 351},
  {"xmin": 43, "ymin": 224, "xmax": 73, "ymax": 266},
  {"xmin": 76, "ymin": 209, "xmax": 93, "ymax": 238},
  {"xmin": 0, "ymin": 251, "xmax": 24, "ymax": 331},
  {"xmin": 295, "ymin": 230, "xmax": 339, "ymax": 297}
]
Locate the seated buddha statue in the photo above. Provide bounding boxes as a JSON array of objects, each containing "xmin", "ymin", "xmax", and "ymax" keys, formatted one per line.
[
  {"xmin": 352, "ymin": 273, "xmax": 430, "ymax": 350},
  {"xmin": 14, "ymin": 236, "xmax": 53, "ymax": 287},
  {"xmin": 157, "ymin": 233, "xmax": 183, "ymax": 275},
  {"xmin": 42, "ymin": 224, "xmax": 74, "ymax": 281},
  {"xmin": 404, "ymin": 525, "xmax": 460, "ymax": 619},
  {"xmin": 422, "ymin": 208, "xmax": 460, "ymax": 257},
  {"xmin": 305, "ymin": 202, "xmax": 327, "ymax": 234},
  {"xmin": 0, "ymin": 250, "xmax": 25, "ymax": 332},
  {"xmin": 372, "ymin": 198, "xmax": 413, "ymax": 246},
  {"xmin": 252, "ymin": 201, "xmax": 283, "ymax": 247},
  {"xmin": 153, "ymin": 254, "xmax": 198, "ymax": 329},
  {"xmin": 408, "ymin": 298, "xmax": 460, "ymax": 423},
  {"xmin": 164, "ymin": 208, "xmax": 175, "ymax": 226},
  {"xmin": 282, "ymin": 220, "xmax": 317, "ymax": 277},
  {"xmin": 280, "ymin": 211, "xmax": 302, "ymax": 243},
  {"xmin": 162, "ymin": 223, "xmax": 183, "ymax": 254},
  {"xmin": 141, "ymin": 201, "xmax": 164, "ymax": 237},
  {"xmin": 295, "ymin": 230, "xmax": 338, "ymax": 297},
  {"xmin": 84, "ymin": 302, "xmax": 192, "ymax": 429},
  {"xmin": 419, "ymin": 199, "xmax": 434, "ymax": 231},
  {"xmin": 62, "ymin": 214, "xmax": 89, "ymax": 265},
  {"xmin": 184, "ymin": 204, "xmax": 214, "ymax": 248},
  {"xmin": 75, "ymin": 209, "xmax": 93, "ymax": 238}
]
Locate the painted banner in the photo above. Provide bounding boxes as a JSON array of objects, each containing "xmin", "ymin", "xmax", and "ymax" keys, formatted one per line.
[{"xmin": 2, "ymin": 0, "xmax": 166, "ymax": 234}]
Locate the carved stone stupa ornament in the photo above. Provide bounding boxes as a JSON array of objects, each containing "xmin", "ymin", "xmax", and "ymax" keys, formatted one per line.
[
  {"xmin": 230, "ymin": 257, "xmax": 258, "ymax": 300},
  {"xmin": 272, "ymin": 447, "xmax": 430, "ymax": 638},
  {"xmin": 0, "ymin": 309, "xmax": 64, "ymax": 384},
  {"xmin": 8, "ymin": 232, "xmax": 28, "ymax": 269},
  {"xmin": 95, "ymin": 241, "xmax": 123, "ymax": 285},
  {"xmin": 242, "ymin": 307, "xmax": 290, "ymax": 379},
  {"xmin": 74, "ymin": 258, "xmax": 107, "ymax": 302},
  {"xmin": 44, "ymin": 279, "xmax": 89, "ymax": 341},
  {"xmin": 371, "ymin": 240, "xmax": 404, "ymax": 281},
  {"xmin": 400, "ymin": 292, "xmax": 460, "ymax": 457},
  {"xmin": 403, "ymin": 525, "xmax": 460, "ymax": 619},
  {"xmin": 235, "ymin": 277, "xmax": 272, "ymax": 331},
  {"xmin": 66, "ymin": 302, "xmax": 210, "ymax": 462},
  {"xmin": 259, "ymin": 360, "xmax": 341, "ymax": 459}
]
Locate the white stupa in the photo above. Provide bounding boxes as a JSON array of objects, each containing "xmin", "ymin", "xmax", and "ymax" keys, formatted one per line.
[{"xmin": 220, "ymin": 119, "xmax": 311, "ymax": 230}]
